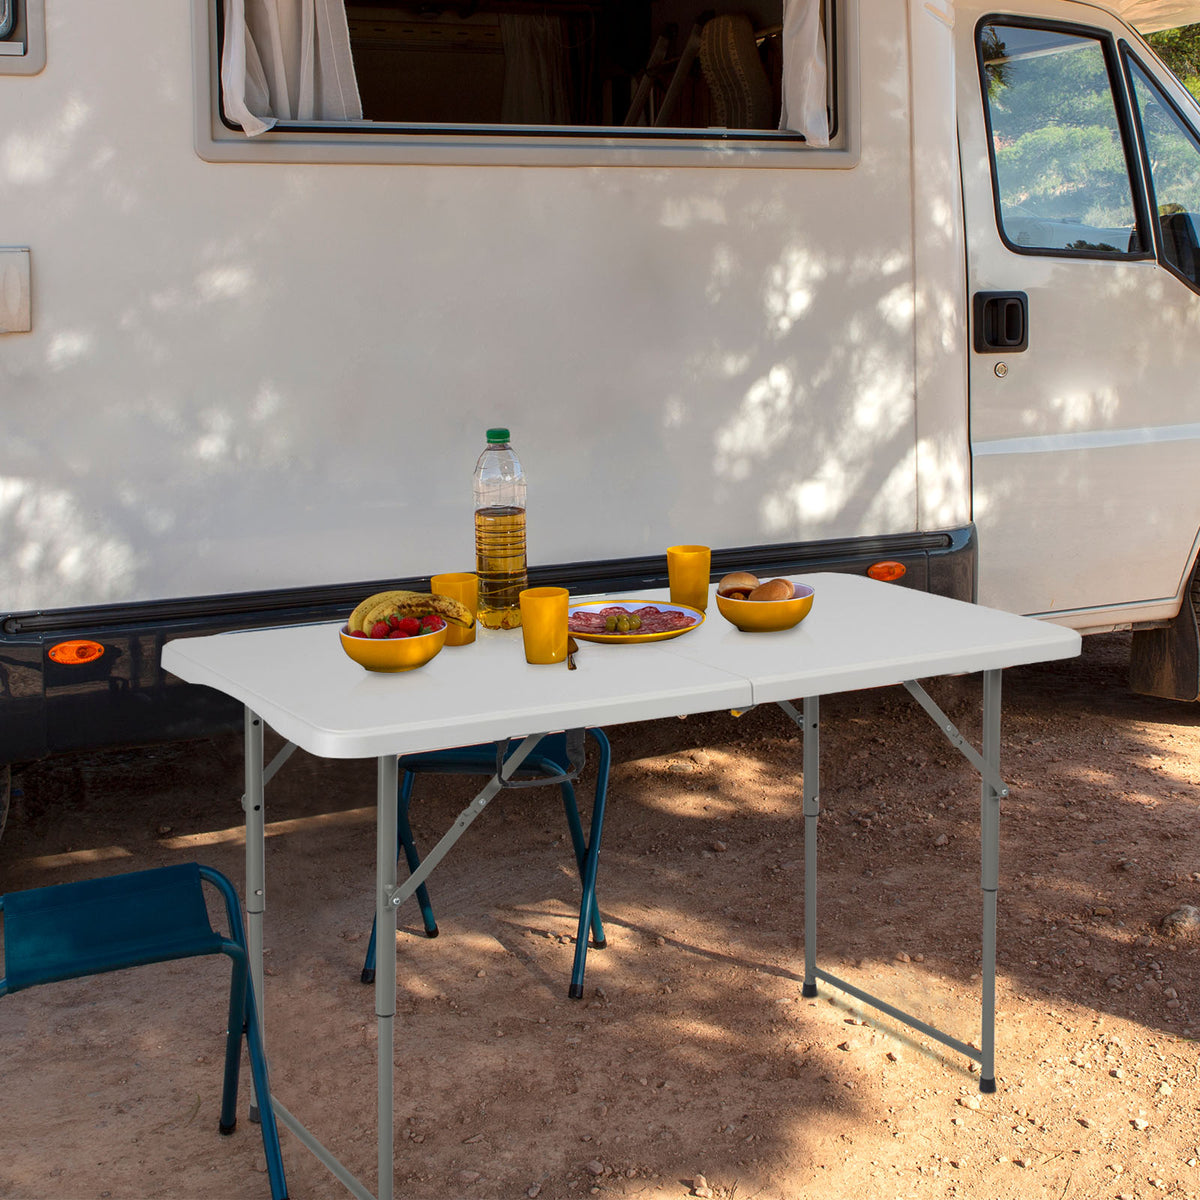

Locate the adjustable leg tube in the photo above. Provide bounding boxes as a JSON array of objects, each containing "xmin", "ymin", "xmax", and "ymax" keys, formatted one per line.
[
  {"xmin": 376, "ymin": 753, "xmax": 400, "ymax": 1200},
  {"xmin": 243, "ymin": 708, "xmax": 267, "ymax": 1123},
  {"xmin": 979, "ymin": 669, "xmax": 1002, "ymax": 1093},
  {"xmin": 801, "ymin": 697, "xmax": 820, "ymax": 998}
]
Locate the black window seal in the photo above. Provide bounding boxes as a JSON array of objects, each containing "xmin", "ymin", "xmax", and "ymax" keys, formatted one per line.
[
  {"xmin": 212, "ymin": 0, "xmax": 837, "ymax": 149},
  {"xmin": 974, "ymin": 14, "xmax": 1155, "ymax": 264},
  {"xmin": 1120, "ymin": 42, "xmax": 1200, "ymax": 297}
]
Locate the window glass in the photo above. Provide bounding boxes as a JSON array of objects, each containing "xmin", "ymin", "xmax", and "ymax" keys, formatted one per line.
[
  {"xmin": 1128, "ymin": 56, "xmax": 1200, "ymax": 286},
  {"xmin": 979, "ymin": 23, "xmax": 1141, "ymax": 254},
  {"xmin": 220, "ymin": 0, "xmax": 833, "ymax": 144},
  {"xmin": 0, "ymin": 1, "xmax": 14, "ymax": 41}
]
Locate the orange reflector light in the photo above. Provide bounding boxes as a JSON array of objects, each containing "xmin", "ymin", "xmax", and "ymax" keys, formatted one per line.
[
  {"xmin": 48, "ymin": 639, "xmax": 105, "ymax": 665},
  {"xmin": 867, "ymin": 561, "xmax": 906, "ymax": 583}
]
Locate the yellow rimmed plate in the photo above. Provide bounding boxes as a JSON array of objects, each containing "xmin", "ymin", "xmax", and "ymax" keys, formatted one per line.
[{"xmin": 567, "ymin": 600, "xmax": 705, "ymax": 644}]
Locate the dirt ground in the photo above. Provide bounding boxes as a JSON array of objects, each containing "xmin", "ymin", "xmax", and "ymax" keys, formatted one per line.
[{"xmin": 1, "ymin": 631, "xmax": 1198, "ymax": 1200}]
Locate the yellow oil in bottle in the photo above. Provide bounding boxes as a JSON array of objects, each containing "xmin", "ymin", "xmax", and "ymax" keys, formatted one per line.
[{"xmin": 475, "ymin": 505, "xmax": 527, "ymax": 629}]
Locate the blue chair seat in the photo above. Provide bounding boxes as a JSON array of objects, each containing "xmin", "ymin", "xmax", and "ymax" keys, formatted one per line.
[
  {"xmin": 362, "ymin": 728, "xmax": 610, "ymax": 998},
  {"xmin": 1, "ymin": 862, "xmax": 288, "ymax": 1200}
]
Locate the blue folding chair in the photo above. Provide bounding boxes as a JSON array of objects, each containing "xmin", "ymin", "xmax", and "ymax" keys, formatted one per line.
[
  {"xmin": 0, "ymin": 862, "xmax": 288, "ymax": 1200},
  {"xmin": 362, "ymin": 728, "xmax": 611, "ymax": 998}
]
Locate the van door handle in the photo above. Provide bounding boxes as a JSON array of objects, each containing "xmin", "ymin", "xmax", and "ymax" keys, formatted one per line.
[{"xmin": 973, "ymin": 291, "xmax": 1028, "ymax": 353}]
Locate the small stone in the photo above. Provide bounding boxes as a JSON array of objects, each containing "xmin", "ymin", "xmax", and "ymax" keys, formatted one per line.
[
  {"xmin": 933, "ymin": 833, "xmax": 949, "ymax": 847},
  {"xmin": 1077, "ymin": 1117, "xmax": 1093, "ymax": 1128},
  {"xmin": 837, "ymin": 1041, "xmax": 851, "ymax": 1051},
  {"xmin": 1015, "ymin": 1157, "xmax": 1031, "ymax": 1168},
  {"xmin": 1158, "ymin": 1082, "xmax": 1173, "ymax": 1095},
  {"xmin": 710, "ymin": 840, "xmax": 728, "ymax": 853},
  {"xmin": 156, "ymin": 824, "xmax": 173, "ymax": 835},
  {"xmin": 1131, "ymin": 1117, "xmax": 1150, "ymax": 1131},
  {"xmin": 1161, "ymin": 905, "xmax": 1200, "ymax": 936},
  {"xmin": 456, "ymin": 1170, "xmax": 482, "ymax": 1184},
  {"xmin": 886, "ymin": 1051, "xmax": 898, "ymax": 1062},
  {"xmin": 895, "ymin": 952, "xmax": 911, "ymax": 963},
  {"xmin": 1110, "ymin": 1067, "xmax": 1125, "ymax": 1079},
  {"xmin": 586, "ymin": 1161, "xmax": 605, "ymax": 1176},
  {"xmin": 957, "ymin": 1096, "xmax": 981, "ymax": 1111},
  {"xmin": 692, "ymin": 1175, "xmax": 714, "ymax": 1198},
  {"xmin": 527, "ymin": 1186, "xmax": 542, "ymax": 1198},
  {"xmin": 1093, "ymin": 905, "xmax": 1114, "ymax": 916}
]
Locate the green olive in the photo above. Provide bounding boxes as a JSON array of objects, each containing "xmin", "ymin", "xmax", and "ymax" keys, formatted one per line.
[
  {"xmin": 628, "ymin": 614, "xmax": 642, "ymax": 631},
  {"xmin": 616, "ymin": 615, "xmax": 631, "ymax": 633},
  {"xmin": 605, "ymin": 613, "xmax": 618, "ymax": 632}
]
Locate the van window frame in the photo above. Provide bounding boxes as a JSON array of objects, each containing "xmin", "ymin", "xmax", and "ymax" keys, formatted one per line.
[
  {"xmin": 974, "ymin": 15, "xmax": 1154, "ymax": 263},
  {"xmin": 193, "ymin": 0, "xmax": 856, "ymax": 169},
  {"xmin": 0, "ymin": 0, "xmax": 46, "ymax": 75},
  {"xmin": 1121, "ymin": 43, "xmax": 1200, "ymax": 296}
]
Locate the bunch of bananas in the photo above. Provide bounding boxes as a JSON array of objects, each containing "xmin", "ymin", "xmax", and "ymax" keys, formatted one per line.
[{"xmin": 347, "ymin": 589, "xmax": 475, "ymax": 635}]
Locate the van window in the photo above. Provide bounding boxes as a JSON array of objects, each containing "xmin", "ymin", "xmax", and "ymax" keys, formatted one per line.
[
  {"xmin": 978, "ymin": 22, "xmax": 1142, "ymax": 256},
  {"xmin": 1127, "ymin": 55, "xmax": 1200, "ymax": 288},
  {"xmin": 215, "ymin": 0, "xmax": 832, "ymax": 149},
  {"xmin": 0, "ymin": 2, "xmax": 12, "ymax": 39}
]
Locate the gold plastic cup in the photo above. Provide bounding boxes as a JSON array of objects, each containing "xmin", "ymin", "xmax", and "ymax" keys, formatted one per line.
[
  {"xmin": 519, "ymin": 587, "xmax": 569, "ymax": 664},
  {"xmin": 431, "ymin": 572, "xmax": 478, "ymax": 646},
  {"xmin": 666, "ymin": 544, "xmax": 712, "ymax": 611}
]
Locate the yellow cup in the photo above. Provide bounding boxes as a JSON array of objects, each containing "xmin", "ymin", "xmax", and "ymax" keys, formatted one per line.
[
  {"xmin": 518, "ymin": 587, "xmax": 569, "ymax": 664},
  {"xmin": 431, "ymin": 572, "xmax": 478, "ymax": 646},
  {"xmin": 667, "ymin": 544, "xmax": 711, "ymax": 611}
]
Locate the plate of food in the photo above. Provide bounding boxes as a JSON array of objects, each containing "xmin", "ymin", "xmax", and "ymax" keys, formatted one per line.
[{"xmin": 567, "ymin": 600, "xmax": 705, "ymax": 644}]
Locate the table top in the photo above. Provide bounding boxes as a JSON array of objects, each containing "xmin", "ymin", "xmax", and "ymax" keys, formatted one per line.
[{"xmin": 161, "ymin": 573, "xmax": 1081, "ymax": 760}]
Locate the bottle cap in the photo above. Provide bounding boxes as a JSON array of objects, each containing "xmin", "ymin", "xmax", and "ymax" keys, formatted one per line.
[{"xmin": 486, "ymin": 427, "xmax": 510, "ymax": 444}]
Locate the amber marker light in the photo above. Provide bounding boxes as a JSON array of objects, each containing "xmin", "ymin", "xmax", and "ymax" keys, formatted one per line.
[
  {"xmin": 48, "ymin": 639, "xmax": 105, "ymax": 665},
  {"xmin": 867, "ymin": 561, "xmax": 906, "ymax": 583}
]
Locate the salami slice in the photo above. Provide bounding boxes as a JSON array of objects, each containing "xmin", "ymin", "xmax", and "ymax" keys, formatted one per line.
[{"xmin": 568, "ymin": 603, "xmax": 700, "ymax": 638}]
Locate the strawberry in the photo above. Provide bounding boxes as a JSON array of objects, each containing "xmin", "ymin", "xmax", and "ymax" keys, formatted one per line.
[
  {"xmin": 370, "ymin": 620, "xmax": 391, "ymax": 639},
  {"xmin": 397, "ymin": 617, "xmax": 421, "ymax": 636},
  {"xmin": 421, "ymin": 614, "xmax": 446, "ymax": 633},
  {"xmin": 347, "ymin": 629, "xmax": 369, "ymax": 639},
  {"xmin": 388, "ymin": 628, "xmax": 410, "ymax": 639},
  {"xmin": 387, "ymin": 613, "xmax": 402, "ymax": 630}
]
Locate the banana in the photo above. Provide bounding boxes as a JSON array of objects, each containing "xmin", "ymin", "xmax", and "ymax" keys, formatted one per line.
[{"xmin": 348, "ymin": 589, "xmax": 475, "ymax": 633}]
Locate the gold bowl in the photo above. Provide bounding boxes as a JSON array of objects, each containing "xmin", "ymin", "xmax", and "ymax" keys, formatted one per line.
[
  {"xmin": 715, "ymin": 582, "xmax": 815, "ymax": 633},
  {"xmin": 339, "ymin": 624, "xmax": 447, "ymax": 672}
]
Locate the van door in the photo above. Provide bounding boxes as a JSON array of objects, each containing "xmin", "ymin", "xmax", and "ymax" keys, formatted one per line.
[{"xmin": 956, "ymin": 4, "xmax": 1200, "ymax": 625}]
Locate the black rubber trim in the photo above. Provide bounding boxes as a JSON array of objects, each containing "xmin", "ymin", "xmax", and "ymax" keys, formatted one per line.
[{"xmin": 2, "ymin": 527, "xmax": 974, "ymax": 638}]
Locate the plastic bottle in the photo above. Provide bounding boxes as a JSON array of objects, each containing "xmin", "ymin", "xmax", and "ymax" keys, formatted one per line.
[{"xmin": 473, "ymin": 428, "xmax": 528, "ymax": 629}]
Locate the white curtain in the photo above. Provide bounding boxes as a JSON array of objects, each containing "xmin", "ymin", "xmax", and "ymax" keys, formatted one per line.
[
  {"xmin": 221, "ymin": 0, "xmax": 362, "ymax": 137},
  {"xmin": 499, "ymin": 15, "xmax": 572, "ymax": 125},
  {"xmin": 778, "ymin": 0, "xmax": 829, "ymax": 147}
]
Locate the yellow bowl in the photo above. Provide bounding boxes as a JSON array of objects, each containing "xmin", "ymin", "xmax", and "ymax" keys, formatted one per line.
[
  {"xmin": 716, "ymin": 582, "xmax": 815, "ymax": 632},
  {"xmin": 339, "ymin": 624, "xmax": 447, "ymax": 672}
]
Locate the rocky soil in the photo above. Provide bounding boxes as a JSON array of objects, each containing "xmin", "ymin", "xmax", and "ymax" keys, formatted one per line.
[{"xmin": 0, "ymin": 631, "xmax": 1198, "ymax": 1200}]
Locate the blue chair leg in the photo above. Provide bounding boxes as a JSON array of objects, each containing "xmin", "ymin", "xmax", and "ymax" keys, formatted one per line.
[
  {"xmin": 198, "ymin": 866, "xmax": 289, "ymax": 1200},
  {"xmin": 361, "ymin": 772, "xmax": 439, "ymax": 985},
  {"xmin": 569, "ymin": 729, "xmax": 611, "ymax": 999},
  {"xmin": 558, "ymin": 780, "xmax": 606, "ymax": 949},
  {"xmin": 398, "ymin": 779, "xmax": 439, "ymax": 938},
  {"xmin": 218, "ymin": 952, "xmax": 249, "ymax": 1135}
]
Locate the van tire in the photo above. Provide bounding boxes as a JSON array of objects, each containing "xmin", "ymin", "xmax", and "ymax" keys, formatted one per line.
[{"xmin": 1129, "ymin": 557, "xmax": 1200, "ymax": 702}]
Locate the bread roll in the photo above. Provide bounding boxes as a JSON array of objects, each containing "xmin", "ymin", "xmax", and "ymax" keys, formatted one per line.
[{"xmin": 748, "ymin": 578, "xmax": 794, "ymax": 602}]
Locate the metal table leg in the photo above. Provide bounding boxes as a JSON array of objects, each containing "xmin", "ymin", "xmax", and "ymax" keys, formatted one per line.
[
  {"xmin": 783, "ymin": 675, "xmax": 1010, "ymax": 1091},
  {"xmin": 243, "ymin": 708, "xmax": 266, "ymax": 1121},
  {"xmin": 979, "ymin": 668, "xmax": 1002, "ymax": 1093},
  {"xmin": 375, "ymin": 754, "xmax": 399, "ymax": 1200}
]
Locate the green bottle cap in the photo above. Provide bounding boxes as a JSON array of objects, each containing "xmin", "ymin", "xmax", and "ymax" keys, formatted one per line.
[{"xmin": 486, "ymin": 427, "xmax": 510, "ymax": 444}]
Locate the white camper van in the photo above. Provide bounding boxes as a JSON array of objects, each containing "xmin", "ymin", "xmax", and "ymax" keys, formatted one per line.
[{"xmin": 2, "ymin": 0, "xmax": 1199, "ymax": 813}]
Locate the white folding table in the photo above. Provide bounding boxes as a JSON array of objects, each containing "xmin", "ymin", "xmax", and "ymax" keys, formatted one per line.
[{"xmin": 162, "ymin": 572, "xmax": 1080, "ymax": 1200}]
